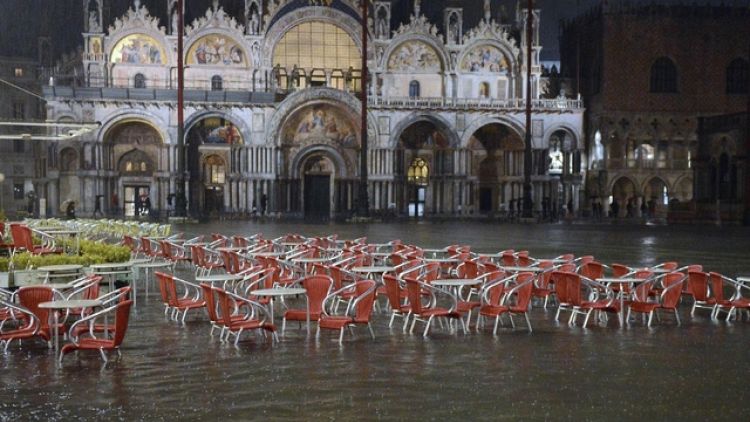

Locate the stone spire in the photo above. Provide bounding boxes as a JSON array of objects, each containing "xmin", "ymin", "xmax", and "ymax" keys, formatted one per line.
[
  {"xmin": 414, "ymin": 0, "xmax": 421, "ymax": 17},
  {"xmin": 484, "ymin": 0, "xmax": 491, "ymax": 22}
]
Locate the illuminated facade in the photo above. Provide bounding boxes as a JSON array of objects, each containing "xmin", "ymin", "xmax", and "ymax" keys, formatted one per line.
[{"xmin": 43, "ymin": 0, "xmax": 584, "ymax": 219}]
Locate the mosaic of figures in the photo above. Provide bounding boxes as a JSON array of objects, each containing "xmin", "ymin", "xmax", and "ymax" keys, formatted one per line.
[
  {"xmin": 387, "ymin": 41, "xmax": 441, "ymax": 72},
  {"xmin": 191, "ymin": 117, "xmax": 244, "ymax": 145},
  {"xmin": 110, "ymin": 34, "xmax": 166, "ymax": 65},
  {"xmin": 187, "ymin": 35, "xmax": 247, "ymax": 66},
  {"xmin": 460, "ymin": 45, "xmax": 509, "ymax": 74},
  {"xmin": 285, "ymin": 105, "xmax": 358, "ymax": 147}
]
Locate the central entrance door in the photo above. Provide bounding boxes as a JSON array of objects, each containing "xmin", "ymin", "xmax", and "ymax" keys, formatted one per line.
[
  {"xmin": 204, "ymin": 186, "xmax": 224, "ymax": 217},
  {"xmin": 304, "ymin": 175, "xmax": 330, "ymax": 221},
  {"xmin": 124, "ymin": 185, "xmax": 150, "ymax": 217}
]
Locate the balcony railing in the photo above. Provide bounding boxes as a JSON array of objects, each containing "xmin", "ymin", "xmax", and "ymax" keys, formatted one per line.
[{"xmin": 368, "ymin": 96, "xmax": 584, "ymax": 111}]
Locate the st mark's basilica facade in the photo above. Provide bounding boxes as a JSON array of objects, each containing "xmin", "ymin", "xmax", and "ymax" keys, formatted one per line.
[{"xmin": 42, "ymin": 0, "xmax": 585, "ymax": 219}]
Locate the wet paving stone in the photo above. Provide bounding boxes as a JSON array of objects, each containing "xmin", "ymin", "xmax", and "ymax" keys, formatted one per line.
[{"xmin": 2, "ymin": 221, "xmax": 749, "ymax": 420}]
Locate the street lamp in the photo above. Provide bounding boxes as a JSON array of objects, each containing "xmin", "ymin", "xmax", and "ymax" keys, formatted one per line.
[{"xmin": 0, "ymin": 172, "xmax": 5, "ymax": 215}]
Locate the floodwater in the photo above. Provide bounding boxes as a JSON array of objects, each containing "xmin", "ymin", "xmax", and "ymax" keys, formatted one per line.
[{"xmin": 2, "ymin": 221, "xmax": 750, "ymax": 420}]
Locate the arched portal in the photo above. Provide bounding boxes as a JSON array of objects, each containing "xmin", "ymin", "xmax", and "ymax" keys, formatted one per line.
[
  {"xmin": 102, "ymin": 120, "xmax": 164, "ymax": 218},
  {"xmin": 185, "ymin": 115, "xmax": 243, "ymax": 216},
  {"xmin": 469, "ymin": 123, "xmax": 524, "ymax": 214},
  {"xmin": 395, "ymin": 118, "xmax": 455, "ymax": 217},
  {"xmin": 301, "ymin": 153, "xmax": 335, "ymax": 221},
  {"xmin": 611, "ymin": 177, "xmax": 637, "ymax": 217}
]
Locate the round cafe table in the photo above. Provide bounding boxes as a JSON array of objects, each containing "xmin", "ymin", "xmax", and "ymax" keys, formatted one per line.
[
  {"xmin": 39, "ymin": 299, "xmax": 102, "ymax": 364},
  {"xmin": 432, "ymin": 278, "xmax": 482, "ymax": 300},
  {"xmin": 131, "ymin": 260, "xmax": 173, "ymax": 300},
  {"xmin": 252, "ymin": 288, "xmax": 309, "ymax": 336},
  {"xmin": 37, "ymin": 265, "xmax": 84, "ymax": 284},
  {"xmin": 196, "ymin": 273, "xmax": 245, "ymax": 289},
  {"xmin": 597, "ymin": 277, "xmax": 650, "ymax": 327}
]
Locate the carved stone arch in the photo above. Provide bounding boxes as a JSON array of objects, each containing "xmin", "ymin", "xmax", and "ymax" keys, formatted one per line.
[
  {"xmin": 184, "ymin": 110, "xmax": 251, "ymax": 146},
  {"xmin": 381, "ymin": 34, "xmax": 449, "ymax": 72},
  {"xmin": 98, "ymin": 111, "xmax": 170, "ymax": 145},
  {"xmin": 460, "ymin": 114, "xmax": 524, "ymax": 149},
  {"xmin": 290, "ymin": 144, "xmax": 348, "ymax": 179},
  {"xmin": 262, "ymin": 7, "xmax": 366, "ymax": 69},
  {"xmin": 543, "ymin": 124, "xmax": 582, "ymax": 151},
  {"xmin": 106, "ymin": 2, "xmax": 172, "ymax": 65},
  {"xmin": 607, "ymin": 175, "xmax": 641, "ymax": 197},
  {"xmin": 641, "ymin": 175, "xmax": 669, "ymax": 194},
  {"xmin": 389, "ymin": 112, "xmax": 460, "ymax": 149},
  {"xmin": 267, "ymin": 87, "xmax": 363, "ymax": 147}
]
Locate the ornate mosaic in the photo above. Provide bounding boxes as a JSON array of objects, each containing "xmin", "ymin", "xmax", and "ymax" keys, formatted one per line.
[
  {"xmin": 190, "ymin": 117, "xmax": 244, "ymax": 145},
  {"xmin": 460, "ymin": 45, "xmax": 509, "ymax": 74},
  {"xmin": 187, "ymin": 34, "xmax": 247, "ymax": 66},
  {"xmin": 387, "ymin": 41, "xmax": 441, "ymax": 72},
  {"xmin": 110, "ymin": 34, "xmax": 167, "ymax": 65},
  {"xmin": 284, "ymin": 105, "xmax": 358, "ymax": 147}
]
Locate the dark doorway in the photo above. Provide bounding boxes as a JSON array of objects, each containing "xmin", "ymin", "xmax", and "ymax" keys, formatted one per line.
[
  {"xmin": 304, "ymin": 175, "xmax": 330, "ymax": 220},
  {"xmin": 479, "ymin": 187, "xmax": 493, "ymax": 213},
  {"xmin": 204, "ymin": 187, "xmax": 223, "ymax": 217}
]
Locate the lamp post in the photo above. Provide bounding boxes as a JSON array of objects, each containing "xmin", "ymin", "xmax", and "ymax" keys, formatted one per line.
[
  {"xmin": 0, "ymin": 172, "xmax": 5, "ymax": 214},
  {"xmin": 357, "ymin": 0, "xmax": 370, "ymax": 217},
  {"xmin": 522, "ymin": 0, "xmax": 534, "ymax": 218},
  {"xmin": 175, "ymin": 0, "xmax": 187, "ymax": 217}
]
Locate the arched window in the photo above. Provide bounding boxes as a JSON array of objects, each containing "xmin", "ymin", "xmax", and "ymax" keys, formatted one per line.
[
  {"xmin": 726, "ymin": 58, "xmax": 748, "ymax": 94},
  {"xmin": 409, "ymin": 80, "xmax": 420, "ymax": 98},
  {"xmin": 134, "ymin": 73, "xmax": 146, "ymax": 89},
  {"xmin": 407, "ymin": 157, "xmax": 429, "ymax": 185},
  {"xmin": 650, "ymin": 57, "xmax": 677, "ymax": 93},
  {"xmin": 205, "ymin": 155, "xmax": 226, "ymax": 185},
  {"xmin": 479, "ymin": 82, "xmax": 490, "ymax": 99},
  {"xmin": 211, "ymin": 75, "xmax": 223, "ymax": 91}
]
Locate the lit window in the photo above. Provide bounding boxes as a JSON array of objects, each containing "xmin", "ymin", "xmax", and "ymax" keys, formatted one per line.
[
  {"xmin": 125, "ymin": 161, "xmax": 133, "ymax": 172},
  {"xmin": 140, "ymin": 161, "xmax": 147, "ymax": 172},
  {"xmin": 273, "ymin": 22, "xmax": 360, "ymax": 72},
  {"xmin": 205, "ymin": 155, "xmax": 226, "ymax": 185},
  {"xmin": 407, "ymin": 157, "xmax": 429, "ymax": 185},
  {"xmin": 14, "ymin": 68, "xmax": 23, "ymax": 77}
]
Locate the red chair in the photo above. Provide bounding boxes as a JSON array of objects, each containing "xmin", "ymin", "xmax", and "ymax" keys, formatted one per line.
[
  {"xmin": 214, "ymin": 288, "xmax": 277, "ymax": 346},
  {"xmin": 404, "ymin": 277, "xmax": 465, "ymax": 337},
  {"xmin": 0, "ymin": 299, "xmax": 46, "ymax": 352},
  {"xmin": 708, "ymin": 272, "xmax": 750, "ymax": 321},
  {"xmin": 160, "ymin": 240, "xmax": 191, "ymax": 268},
  {"xmin": 382, "ymin": 273, "xmax": 411, "ymax": 332},
  {"xmin": 61, "ymin": 300, "xmax": 133, "ymax": 364},
  {"xmin": 17, "ymin": 286, "xmax": 64, "ymax": 341},
  {"xmin": 626, "ymin": 279, "xmax": 659, "ymax": 326},
  {"xmin": 69, "ymin": 287, "xmax": 132, "ymax": 338},
  {"xmin": 655, "ymin": 272, "xmax": 686, "ymax": 325},
  {"xmin": 579, "ymin": 261, "xmax": 607, "ymax": 281},
  {"xmin": 687, "ymin": 271, "xmax": 713, "ymax": 317},
  {"xmin": 155, "ymin": 271, "xmax": 206, "ymax": 322},
  {"xmin": 282, "ymin": 275, "xmax": 332, "ymax": 334},
  {"xmin": 200, "ymin": 283, "xmax": 248, "ymax": 339},
  {"xmin": 477, "ymin": 272, "xmax": 535, "ymax": 334},
  {"xmin": 10, "ymin": 224, "xmax": 61, "ymax": 255},
  {"xmin": 318, "ymin": 280, "xmax": 378, "ymax": 344}
]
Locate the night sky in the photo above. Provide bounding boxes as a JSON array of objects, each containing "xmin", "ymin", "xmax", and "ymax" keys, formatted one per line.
[{"xmin": 0, "ymin": 0, "xmax": 746, "ymax": 63}]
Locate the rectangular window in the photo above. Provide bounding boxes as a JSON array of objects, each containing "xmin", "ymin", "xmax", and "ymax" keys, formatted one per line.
[
  {"xmin": 13, "ymin": 139, "xmax": 24, "ymax": 153},
  {"xmin": 14, "ymin": 67, "xmax": 23, "ymax": 77},
  {"xmin": 12, "ymin": 102, "xmax": 24, "ymax": 119},
  {"xmin": 13, "ymin": 183, "xmax": 24, "ymax": 200}
]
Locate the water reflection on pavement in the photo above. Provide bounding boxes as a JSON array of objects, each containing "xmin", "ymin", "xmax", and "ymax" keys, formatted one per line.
[{"xmin": 2, "ymin": 221, "xmax": 749, "ymax": 420}]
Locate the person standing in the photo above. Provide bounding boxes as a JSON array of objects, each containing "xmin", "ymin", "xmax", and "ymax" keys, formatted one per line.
[
  {"xmin": 93, "ymin": 195, "xmax": 103, "ymax": 218},
  {"xmin": 260, "ymin": 194, "xmax": 267, "ymax": 216},
  {"xmin": 111, "ymin": 192, "xmax": 119, "ymax": 217}
]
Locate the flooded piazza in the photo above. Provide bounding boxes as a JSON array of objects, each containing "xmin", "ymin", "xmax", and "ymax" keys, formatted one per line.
[{"xmin": 2, "ymin": 221, "xmax": 750, "ymax": 420}]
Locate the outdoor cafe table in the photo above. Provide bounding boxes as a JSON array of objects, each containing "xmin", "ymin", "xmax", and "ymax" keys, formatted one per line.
[
  {"xmin": 351, "ymin": 266, "xmax": 395, "ymax": 281},
  {"xmin": 196, "ymin": 273, "xmax": 245, "ymax": 289},
  {"xmin": 432, "ymin": 278, "xmax": 482, "ymax": 299},
  {"xmin": 597, "ymin": 277, "xmax": 649, "ymax": 326},
  {"xmin": 130, "ymin": 260, "xmax": 172, "ymax": 300},
  {"xmin": 43, "ymin": 229, "xmax": 81, "ymax": 253},
  {"xmin": 249, "ymin": 251, "xmax": 285, "ymax": 258},
  {"xmin": 252, "ymin": 287, "xmax": 309, "ymax": 335},
  {"xmin": 39, "ymin": 299, "xmax": 101, "ymax": 363},
  {"xmin": 37, "ymin": 265, "xmax": 84, "ymax": 283},
  {"xmin": 501, "ymin": 266, "xmax": 545, "ymax": 273},
  {"xmin": 90, "ymin": 262, "xmax": 132, "ymax": 291},
  {"xmin": 292, "ymin": 257, "xmax": 329, "ymax": 275}
]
